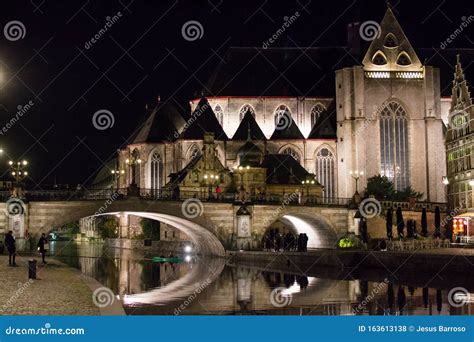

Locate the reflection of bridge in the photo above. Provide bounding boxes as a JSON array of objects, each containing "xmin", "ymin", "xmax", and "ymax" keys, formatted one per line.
[{"xmin": 1, "ymin": 188, "xmax": 355, "ymax": 256}]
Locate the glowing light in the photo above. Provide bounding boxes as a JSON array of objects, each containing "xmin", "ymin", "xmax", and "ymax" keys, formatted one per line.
[
  {"xmin": 281, "ymin": 214, "xmax": 321, "ymax": 248},
  {"xmin": 185, "ymin": 255, "xmax": 192, "ymax": 262},
  {"xmin": 184, "ymin": 245, "xmax": 192, "ymax": 253}
]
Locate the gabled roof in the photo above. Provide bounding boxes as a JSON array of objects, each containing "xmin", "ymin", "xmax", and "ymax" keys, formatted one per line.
[
  {"xmin": 261, "ymin": 154, "xmax": 320, "ymax": 185},
  {"xmin": 131, "ymin": 100, "xmax": 186, "ymax": 144},
  {"xmin": 450, "ymin": 55, "xmax": 472, "ymax": 113},
  {"xmin": 179, "ymin": 98, "xmax": 228, "ymax": 140},
  {"xmin": 270, "ymin": 116, "xmax": 305, "ymax": 139},
  {"xmin": 232, "ymin": 110, "xmax": 266, "ymax": 140},
  {"xmin": 308, "ymin": 100, "xmax": 337, "ymax": 139},
  {"xmin": 167, "ymin": 154, "xmax": 202, "ymax": 186},
  {"xmin": 362, "ymin": 7, "xmax": 422, "ymax": 71}
]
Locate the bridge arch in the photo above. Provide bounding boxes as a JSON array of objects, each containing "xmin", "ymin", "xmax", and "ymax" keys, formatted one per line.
[
  {"xmin": 30, "ymin": 200, "xmax": 227, "ymax": 256},
  {"xmin": 266, "ymin": 210, "xmax": 339, "ymax": 249}
]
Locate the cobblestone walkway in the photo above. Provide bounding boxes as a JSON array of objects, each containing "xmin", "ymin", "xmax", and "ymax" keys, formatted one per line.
[{"xmin": 0, "ymin": 254, "xmax": 99, "ymax": 315}]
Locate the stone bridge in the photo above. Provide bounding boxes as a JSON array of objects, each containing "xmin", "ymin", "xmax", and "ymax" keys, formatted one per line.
[{"xmin": 0, "ymin": 196, "xmax": 354, "ymax": 256}]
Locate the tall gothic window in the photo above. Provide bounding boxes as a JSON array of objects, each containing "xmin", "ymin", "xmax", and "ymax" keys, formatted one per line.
[
  {"xmin": 310, "ymin": 104, "xmax": 326, "ymax": 128},
  {"xmin": 150, "ymin": 152, "xmax": 163, "ymax": 192},
  {"xmin": 281, "ymin": 147, "xmax": 300, "ymax": 163},
  {"xmin": 214, "ymin": 104, "xmax": 224, "ymax": 126},
  {"xmin": 274, "ymin": 105, "xmax": 291, "ymax": 126},
  {"xmin": 239, "ymin": 104, "xmax": 256, "ymax": 121},
  {"xmin": 315, "ymin": 147, "xmax": 335, "ymax": 199},
  {"xmin": 379, "ymin": 101, "xmax": 409, "ymax": 190}
]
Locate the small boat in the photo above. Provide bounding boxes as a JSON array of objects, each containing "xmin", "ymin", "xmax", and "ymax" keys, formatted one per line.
[{"xmin": 152, "ymin": 256, "xmax": 182, "ymax": 263}]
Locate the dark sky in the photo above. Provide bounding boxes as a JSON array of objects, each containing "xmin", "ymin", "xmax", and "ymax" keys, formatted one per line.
[{"xmin": 0, "ymin": 0, "xmax": 472, "ymax": 187}]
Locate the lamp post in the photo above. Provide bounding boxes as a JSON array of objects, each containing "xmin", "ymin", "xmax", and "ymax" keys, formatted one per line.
[
  {"xmin": 111, "ymin": 169, "xmax": 125, "ymax": 190},
  {"xmin": 9, "ymin": 159, "xmax": 28, "ymax": 198},
  {"xmin": 204, "ymin": 172, "xmax": 219, "ymax": 200},
  {"xmin": 349, "ymin": 170, "xmax": 364, "ymax": 194},
  {"xmin": 301, "ymin": 177, "xmax": 316, "ymax": 203},
  {"xmin": 125, "ymin": 155, "xmax": 142, "ymax": 185}
]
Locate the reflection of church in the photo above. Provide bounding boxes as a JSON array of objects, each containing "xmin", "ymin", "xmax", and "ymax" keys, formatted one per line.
[{"xmin": 112, "ymin": 8, "xmax": 455, "ymax": 202}]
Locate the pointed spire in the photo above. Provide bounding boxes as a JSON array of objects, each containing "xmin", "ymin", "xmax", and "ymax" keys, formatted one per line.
[
  {"xmin": 451, "ymin": 54, "xmax": 472, "ymax": 112},
  {"xmin": 362, "ymin": 7, "xmax": 422, "ymax": 71}
]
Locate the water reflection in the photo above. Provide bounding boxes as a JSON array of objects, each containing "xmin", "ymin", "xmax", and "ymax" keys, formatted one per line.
[{"xmin": 52, "ymin": 242, "xmax": 474, "ymax": 316}]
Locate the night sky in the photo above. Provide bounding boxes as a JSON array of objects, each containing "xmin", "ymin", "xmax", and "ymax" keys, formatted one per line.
[{"xmin": 0, "ymin": 0, "xmax": 472, "ymax": 187}]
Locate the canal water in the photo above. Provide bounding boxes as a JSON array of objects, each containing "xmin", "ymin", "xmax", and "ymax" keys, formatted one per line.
[{"xmin": 50, "ymin": 241, "xmax": 473, "ymax": 315}]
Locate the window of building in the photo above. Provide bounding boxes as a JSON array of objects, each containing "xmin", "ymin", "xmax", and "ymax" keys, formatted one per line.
[
  {"xmin": 214, "ymin": 104, "xmax": 224, "ymax": 126},
  {"xmin": 310, "ymin": 103, "xmax": 326, "ymax": 128},
  {"xmin": 372, "ymin": 51, "xmax": 387, "ymax": 65},
  {"xmin": 315, "ymin": 147, "xmax": 336, "ymax": 199},
  {"xmin": 150, "ymin": 151, "xmax": 163, "ymax": 192},
  {"xmin": 379, "ymin": 101, "xmax": 409, "ymax": 190},
  {"xmin": 274, "ymin": 105, "xmax": 292, "ymax": 127},
  {"xmin": 281, "ymin": 147, "xmax": 300, "ymax": 162},
  {"xmin": 396, "ymin": 52, "xmax": 412, "ymax": 66},
  {"xmin": 239, "ymin": 104, "xmax": 256, "ymax": 121},
  {"xmin": 384, "ymin": 33, "xmax": 398, "ymax": 47}
]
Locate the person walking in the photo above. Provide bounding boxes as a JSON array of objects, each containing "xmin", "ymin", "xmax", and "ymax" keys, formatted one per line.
[
  {"xmin": 302, "ymin": 233, "xmax": 309, "ymax": 252},
  {"xmin": 5, "ymin": 231, "xmax": 17, "ymax": 266},
  {"xmin": 37, "ymin": 233, "xmax": 49, "ymax": 264}
]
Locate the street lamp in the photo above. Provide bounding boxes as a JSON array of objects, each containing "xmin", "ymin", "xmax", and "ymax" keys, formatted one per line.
[
  {"xmin": 111, "ymin": 169, "xmax": 125, "ymax": 189},
  {"xmin": 9, "ymin": 160, "xmax": 28, "ymax": 183},
  {"xmin": 349, "ymin": 170, "xmax": 364, "ymax": 194},
  {"xmin": 125, "ymin": 155, "xmax": 142, "ymax": 186}
]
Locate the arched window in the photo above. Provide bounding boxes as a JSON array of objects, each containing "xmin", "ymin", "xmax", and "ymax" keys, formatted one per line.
[
  {"xmin": 274, "ymin": 105, "xmax": 292, "ymax": 127},
  {"xmin": 379, "ymin": 101, "xmax": 409, "ymax": 190},
  {"xmin": 188, "ymin": 145, "xmax": 201, "ymax": 163},
  {"xmin": 396, "ymin": 52, "xmax": 412, "ymax": 66},
  {"xmin": 315, "ymin": 148, "xmax": 336, "ymax": 199},
  {"xmin": 281, "ymin": 147, "xmax": 300, "ymax": 163},
  {"xmin": 372, "ymin": 51, "xmax": 387, "ymax": 65},
  {"xmin": 384, "ymin": 33, "xmax": 398, "ymax": 47},
  {"xmin": 150, "ymin": 151, "xmax": 163, "ymax": 192},
  {"xmin": 214, "ymin": 105, "xmax": 224, "ymax": 126},
  {"xmin": 239, "ymin": 104, "xmax": 256, "ymax": 121},
  {"xmin": 310, "ymin": 103, "xmax": 326, "ymax": 128}
]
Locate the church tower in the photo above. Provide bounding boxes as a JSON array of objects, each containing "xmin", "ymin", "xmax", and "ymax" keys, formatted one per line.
[{"xmin": 336, "ymin": 7, "xmax": 446, "ymax": 202}]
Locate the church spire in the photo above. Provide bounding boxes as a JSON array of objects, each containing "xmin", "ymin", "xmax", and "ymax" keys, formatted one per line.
[{"xmin": 450, "ymin": 55, "xmax": 472, "ymax": 113}]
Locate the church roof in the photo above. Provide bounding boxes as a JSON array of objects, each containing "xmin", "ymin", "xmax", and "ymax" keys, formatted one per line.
[
  {"xmin": 90, "ymin": 158, "xmax": 117, "ymax": 188},
  {"xmin": 362, "ymin": 7, "xmax": 422, "ymax": 71},
  {"xmin": 237, "ymin": 140, "xmax": 263, "ymax": 167},
  {"xmin": 261, "ymin": 154, "xmax": 319, "ymax": 185},
  {"xmin": 308, "ymin": 100, "xmax": 337, "ymax": 139},
  {"xmin": 131, "ymin": 100, "xmax": 186, "ymax": 144},
  {"xmin": 269, "ymin": 116, "xmax": 305, "ymax": 140},
  {"xmin": 179, "ymin": 98, "xmax": 229, "ymax": 140},
  {"xmin": 232, "ymin": 110, "xmax": 267, "ymax": 140},
  {"xmin": 205, "ymin": 46, "xmax": 357, "ymax": 97}
]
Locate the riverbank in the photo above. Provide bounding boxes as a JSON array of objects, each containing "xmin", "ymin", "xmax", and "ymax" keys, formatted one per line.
[
  {"xmin": 228, "ymin": 248, "xmax": 474, "ymax": 291},
  {"xmin": 0, "ymin": 254, "xmax": 100, "ymax": 315}
]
